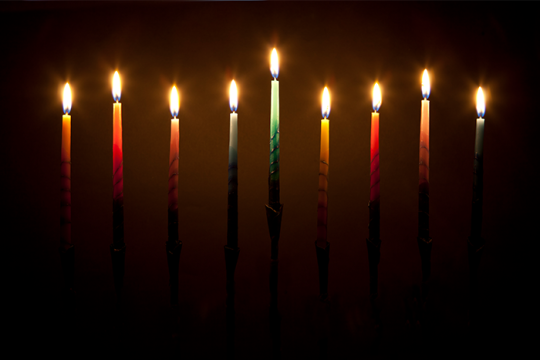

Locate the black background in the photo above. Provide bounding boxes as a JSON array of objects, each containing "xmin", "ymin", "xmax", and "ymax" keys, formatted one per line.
[{"xmin": 2, "ymin": 1, "xmax": 537, "ymax": 357}]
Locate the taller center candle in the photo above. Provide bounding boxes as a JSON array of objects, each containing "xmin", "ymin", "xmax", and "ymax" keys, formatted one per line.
[
  {"xmin": 269, "ymin": 48, "xmax": 280, "ymax": 206},
  {"xmin": 418, "ymin": 69, "xmax": 431, "ymax": 243},
  {"xmin": 112, "ymin": 71, "xmax": 124, "ymax": 249},
  {"xmin": 227, "ymin": 80, "xmax": 239, "ymax": 249},
  {"xmin": 317, "ymin": 87, "xmax": 331, "ymax": 249}
]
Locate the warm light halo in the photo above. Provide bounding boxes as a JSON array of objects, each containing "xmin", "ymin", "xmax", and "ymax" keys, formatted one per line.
[
  {"xmin": 63, "ymin": 83, "xmax": 72, "ymax": 115},
  {"xmin": 422, "ymin": 69, "xmax": 430, "ymax": 99},
  {"xmin": 229, "ymin": 80, "xmax": 238, "ymax": 112},
  {"xmin": 270, "ymin": 48, "xmax": 279, "ymax": 79},
  {"xmin": 112, "ymin": 71, "xmax": 121, "ymax": 102},
  {"xmin": 372, "ymin": 83, "xmax": 381, "ymax": 112},
  {"xmin": 170, "ymin": 86, "xmax": 179, "ymax": 118},
  {"xmin": 476, "ymin": 87, "xmax": 485, "ymax": 118},
  {"xmin": 321, "ymin": 87, "xmax": 331, "ymax": 119}
]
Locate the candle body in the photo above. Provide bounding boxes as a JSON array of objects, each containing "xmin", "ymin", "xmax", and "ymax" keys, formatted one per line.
[
  {"xmin": 168, "ymin": 119, "xmax": 179, "ymax": 242},
  {"xmin": 113, "ymin": 103, "xmax": 124, "ymax": 247},
  {"xmin": 317, "ymin": 119, "xmax": 329, "ymax": 248},
  {"xmin": 227, "ymin": 113, "xmax": 238, "ymax": 248},
  {"xmin": 418, "ymin": 99, "xmax": 430, "ymax": 241},
  {"xmin": 269, "ymin": 79, "xmax": 280, "ymax": 206},
  {"xmin": 60, "ymin": 114, "xmax": 72, "ymax": 248},
  {"xmin": 471, "ymin": 118, "xmax": 485, "ymax": 238},
  {"xmin": 369, "ymin": 112, "xmax": 380, "ymax": 241}
]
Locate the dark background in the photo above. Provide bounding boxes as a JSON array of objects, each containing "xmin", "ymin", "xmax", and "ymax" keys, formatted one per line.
[{"xmin": 2, "ymin": 1, "xmax": 537, "ymax": 357}]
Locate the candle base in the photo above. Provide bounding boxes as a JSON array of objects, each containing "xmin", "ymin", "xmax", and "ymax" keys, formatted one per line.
[
  {"xmin": 467, "ymin": 236, "xmax": 484, "ymax": 325},
  {"xmin": 315, "ymin": 242, "xmax": 330, "ymax": 301},
  {"xmin": 110, "ymin": 243, "xmax": 126, "ymax": 300},
  {"xmin": 59, "ymin": 244, "xmax": 75, "ymax": 294},
  {"xmin": 265, "ymin": 203, "xmax": 283, "ymax": 260},
  {"xmin": 269, "ymin": 258, "xmax": 281, "ymax": 358},
  {"xmin": 166, "ymin": 240, "xmax": 183, "ymax": 306}
]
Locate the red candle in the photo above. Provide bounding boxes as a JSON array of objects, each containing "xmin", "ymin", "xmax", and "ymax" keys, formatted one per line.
[
  {"xmin": 60, "ymin": 83, "xmax": 72, "ymax": 250},
  {"xmin": 369, "ymin": 83, "xmax": 381, "ymax": 241},
  {"xmin": 112, "ymin": 71, "xmax": 124, "ymax": 247},
  {"xmin": 317, "ymin": 87, "xmax": 330, "ymax": 249},
  {"xmin": 168, "ymin": 86, "xmax": 180, "ymax": 242}
]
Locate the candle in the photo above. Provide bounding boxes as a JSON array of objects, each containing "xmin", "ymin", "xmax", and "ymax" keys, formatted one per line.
[
  {"xmin": 369, "ymin": 83, "xmax": 381, "ymax": 242},
  {"xmin": 317, "ymin": 87, "xmax": 330, "ymax": 249},
  {"xmin": 418, "ymin": 69, "xmax": 431, "ymax": 243},
  {"xmin": 112, "ymin": 71, "xmax": 124, "ymax": 248},
  {"xmin": 471, "ymin": 87, "xmax": 485, "ymax": 239},
  {"xmin": 60, "ymin": 83, "xmax": 72, "ymax": 250},
  {"xmin": 269, "ymin": 48, "xmax": 280, "ymax": 206},
  {"xmin": 228, "ymin": 80, "xmax": 239, "ymax": 249},
  {"xmin": 168, "ymin": 86, "xmax": 180, "ymax": 242}
]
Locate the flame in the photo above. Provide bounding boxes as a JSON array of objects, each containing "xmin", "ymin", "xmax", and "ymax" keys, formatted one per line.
[
  {"xmin": 229, "ymin": 80, "xmax": 238, "ymax": 112},
  {"xmin": 63, "ymin": 83, "xmax": 72, "ymax": 115},
  {"xmin": 321, "ymin": 87, "xmax": 331, "ymax": 119},
  {"xmin": 421, "ymin": 69, "xmax": 430, "ymax": 99},
  {"xmin": 170, "ymin": 86, "xmax": 179, "ymax": 118},
  {"xmin": 112, "ymin": 71, "xmax": 121, "ymax": 102},
  {"xmin": 372, "ymin": 83, "xmax": 381, "ymax": 112},
  {"xmin": 270, "ymin": 48, "xmax": 279, "ymax": 79},
  {"xmin": 476, "ymin": 87, "xmax": 485, "ymax": 118}
]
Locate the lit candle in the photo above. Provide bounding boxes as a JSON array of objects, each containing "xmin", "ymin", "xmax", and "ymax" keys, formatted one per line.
[
  {"xmin": 369, "ymin": 83, "xmax": 381, "ymax": 242},
  {"xmin": 418, "ymin": 69, "xmax": 431, "ymax": 243},
  {"xmin": 168, "ymin": 86, "xmax": 180, "ymax": 243},
  {"xmin": 112, "ymin": 71, "xmax": 124, "ymax": 249},
  {"xmin": 317, "ymin": 87, "xmax": 330, "ymax": 249},
  {"xmin": 228, "ymin": 80, "xmax": 239, "ymax": 249},
  {"xmin": 60, "ymin": 83, "xmax": 72, "ymax": 250},
  {"xmin": 269, "ymin": 48, "xmax": 280, "ymax": 206},
  {"xmin": 471, "ymin": 87, "xmax": 485, "ymax": 239}
]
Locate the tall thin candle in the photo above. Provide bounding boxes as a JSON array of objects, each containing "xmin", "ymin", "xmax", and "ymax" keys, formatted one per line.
[
  {"xmin": 60, "ymin": 84, "xmax": 72, "ymax": 251},
  {"xmin": 418, "ymin": 70, "xmax": 431, "ymax": 243},
  {"xmin": 317, "ymin": 87, "xmax": 330, "ymax": 249},
  {"xmin": 228, "ymin": 80, "xmax": 239, "ymax": 249},
  {"xmin": 269, "ymin": 49, "xmax": 280, "ymax": 206},
  {"xmin": 369, "ymin": 83, "xmax": 381, "ymax": 242},
  {"xmin": 168, "ymin": 86, "xmax": 180, "ymax": 243},
  {"xmin": 471, "ymin": 87, "xmax": 485, "ymax": 239},
  {"xmin": 112, "ymin": 71, "xmax": 124, "ymax": 249}
]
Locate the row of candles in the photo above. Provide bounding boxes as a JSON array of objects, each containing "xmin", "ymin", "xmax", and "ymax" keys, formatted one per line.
[{"xmin": 59, "ymin": 49, "xmax": 487, "ymax": 296}]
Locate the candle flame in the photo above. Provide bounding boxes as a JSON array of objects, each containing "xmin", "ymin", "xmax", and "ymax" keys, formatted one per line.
[
  {"xmin": 421, "ymin": 69, "xmax": 430, "ymax": 99},
  {"xmin": 170, "ymin": 86, "xmax": 179, "ymax": 118},
  {"xmin": 270, "ymin": 48, "xmax": 279, "ymax": 79},
  {"xmin": 63, "ymin": 83, "xmax": 72, "ymax": 114},
  {"xmin": 112, "ymin": 71, "xmax": 121, "ymax": 102},
  {"xmin": 476, "ymin": 87, "xmax": 485, "ymax": 118},
  {"xmin": 229, "ymin": 80, "xmax": 238, "ymax": 112},
  {"xmin": 321, "ymin": 87, "xmax": 331, "ymax": 119},
  {"xmin": 372, "ymin": 83, "xmax": 381, "ymax": 112}
]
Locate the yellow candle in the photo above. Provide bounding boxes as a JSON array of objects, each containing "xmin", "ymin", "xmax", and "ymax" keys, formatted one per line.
[
  {"xmin": 317, "ymin": 87, "xmax": 330, "ymax": 249},
  {"xmin": 60, "ymin": 83, "xmax": 72, "ymax": 249}
]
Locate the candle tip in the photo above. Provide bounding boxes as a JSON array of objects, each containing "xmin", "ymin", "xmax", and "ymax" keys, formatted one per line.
[
  {"xmin": 422, "ymin": 69, "xmax": 430, "ymax": 99},
  {"xmin": 170, "ymin": 86, "xmax": 180, "ymax": 118},
  {"xmin": 63, "ymin": 83, "xmax": 72, "ymax": 115},
  {"xmin": 113, "ymin": 71, "xmax": 121, "ymax": 102},
  {"xmin": 270, "ymin": 48, "xmax": 279, "ymax": 79},
  {"xmin": 229, "ymin": 80, "xmax": 238, "ymax": 112},
  {"xmin": 372, "ymin": 83, "xmax": 381, "ymax": 112},
  {"xmin": 476, "ymin": 87, "xmax": 485, "ymax": 118},
  {"xmin": 322, "ymin": 87, "xmax": 331, "ymax": 119}
]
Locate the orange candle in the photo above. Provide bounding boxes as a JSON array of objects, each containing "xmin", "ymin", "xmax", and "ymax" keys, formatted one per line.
[
  {"xmin": 168, "ymin": 86, "xmax": 180, "ymax": 242},
  {"xmin": 317, "ymin": 87, "xmax": 330, "ymax": 249},
  {"xmin": 60, "ymin": 83, "xmax": 72, "ymax": 250},
  {"xmin": 112, "ymin": 71, "xmax": 124, "ymax": 248},
  {"xmin": 418, "ymin": 69, "xmax": 431, "ymax": 242}
]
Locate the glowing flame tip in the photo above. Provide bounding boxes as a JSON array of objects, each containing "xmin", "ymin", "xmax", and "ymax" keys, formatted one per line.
[
  {"xmin": 112, "ymin": 71, "xmax": 121, "ymax": 102},
  {"xmin": 229, "ymin": 80, "xmax": 238, "ymax": 112},
  {"xmin": 63, "ymin": 83, "xmax": 72, "ymax": 114},
  {"xmin": 372, "ymin": 83, "xmax": 381, "ymax": 112},
  {"xmin": 476, "ymin": 87, "xmax": 485, "ymax": 118},
  {"xmin": 421, "ymin": 69, "xmax": 430, "ymax": 99},
  {"xmin": 170, "ymin": 86, "xmax": 179, "ymax": 118},
  {"xmin": 270, "ymin": 48, "xmax": 279, "ymax": 79},
  {"xmin": 321, "ymin": 87, "xmax": 331, "ymax": 119}
]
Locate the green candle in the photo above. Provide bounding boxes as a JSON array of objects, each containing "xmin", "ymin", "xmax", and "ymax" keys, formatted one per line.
[{"xmin": 269, "ymin": 48, "xmax": 280, "ymax": 206}]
